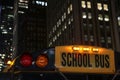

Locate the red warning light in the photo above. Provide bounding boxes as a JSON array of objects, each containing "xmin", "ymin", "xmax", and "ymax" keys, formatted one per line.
[{"xmin": 20, "ymin": 53, "xmax": 33, "ymax": 67}]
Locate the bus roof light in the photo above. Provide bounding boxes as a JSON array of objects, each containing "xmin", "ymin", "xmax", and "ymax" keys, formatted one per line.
[
  {"xmin": 72, "ymin": 46, "xmax": 81, "ymax": 51},
  {"xmin": 92, "ymin": 48, "xmax": 99, "ymax": 52},
  {"xmin": 83, "ymin": 48, "xmax": 90, "ymax": 51}
]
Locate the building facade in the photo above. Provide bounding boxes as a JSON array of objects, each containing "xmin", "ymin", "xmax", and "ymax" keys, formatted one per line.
[
  {"xmin": 13, "ymin": 0, "xmax": 47, "ymax": 57},
  {"xmin": 114, "ymin": 0, "xmax": 120, "ymax": 47},
  {"xmin": 47, "ymin": 0, "xmax": 120, "ymax": 51},
  {"xmin": 0, "ymin": 0, "xmax": 14, "ymax": 71}
]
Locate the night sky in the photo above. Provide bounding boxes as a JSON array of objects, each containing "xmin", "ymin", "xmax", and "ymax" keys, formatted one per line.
[{"xmin": 0, "ymin": 0, "xmax": 14, "ymax": 6}]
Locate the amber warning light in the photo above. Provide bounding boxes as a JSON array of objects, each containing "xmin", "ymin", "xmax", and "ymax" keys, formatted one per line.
[{"xmin": 35, "ymin": 54, "xmax": 48, "ymax": 68}]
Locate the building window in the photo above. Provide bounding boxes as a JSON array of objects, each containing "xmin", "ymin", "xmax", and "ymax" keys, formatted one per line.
[
  {"xmin": 90, "ymin": 35, "xmax": 94, "ymax": 42},
  {"xmin": 59, "ymin": 19, "xmax": 61, "ymax": 25},
  {"xmin": 82, "ymin": 12, "xmax": 87, "ymax": 19},
  {"xmin": 84, "ymin": 35, "xmax": 88, "ymax": 41},
  {"xmin": 71, "ymin": 15, "xmax": 73, "ymax": 22},
  {"xmin": 100, "ymin": 37, "xmax": 105, "ymax": 43},
  {"xmin": 88, "ymin": 12, "xmax": 92, "ymax": 19},
  {"xmin": 70, "ymin": 4, "xmax": 73, "ymax": 11},
  {"xmin": 62, "ymin": 23, "xmax": 67, "ymax": 31},
  {"xmin": 18, "ymin": 2, "xmax": 28, "ymax": 8},
  {"xmin": 68, "ymin": 18, "xmax": 71, "ymax": 25},
  {"xmin": 104, "ymin": 15, "xmax": 109, "ymax": 21},
  {"xmin": 67, "ymin": 7, "xmax": 70, "ymax": 14},
  {"xmin": 83, "ymin": 23, "xmax": 87, "ymax": 26},
  {"xmin": 64, "ymin": 12, "xmax": 66, "ymax": 19},
  {"xmin": 19, "ymin": 0, "xmax": 28, "ymax": 3},
  {"xmin": 81, "ymin": 1, "xmax": 86, "ymax": 8},
  {"xmin": 87, "ymin": 1, "xmax": 91, "ymax": 8},
  {"xmin": 97, "ymin": 3, "xmax": 102, "ymax": 10},
  {"xmin": 118, "ymin": 16, "xmax": 120, "ymax": 26},
  {"xmin": 62, "ymin": 15, "xmax": 64, "ymax": 22},
  {"xmin": 35, "ymin": 1, "xmax": 47, "ymax": 6},
  {"xmin": 106, "ymin": 26, "xmax": 110, "ymax": 29},
  {"xmin": 107, "ymin": 37, "xmax": 111, "ymax": 43},
  {"xmin": 103, "ymin": 4, "xmax": 108, "ymax": 11},
  {"xmin": 89, "ymin": 24, "xmax": 93, "ymax": 28},
  {"xmin": 98, "ymin": 14, "xmax": 103, "ymax": 21},
  {"xmin": 57, "ymin": 21, "xmax": 59, "ymax": 28}
]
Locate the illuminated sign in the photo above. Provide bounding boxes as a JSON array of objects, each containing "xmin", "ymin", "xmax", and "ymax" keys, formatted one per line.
[{"xmin": 55, "ymin": 45, "xmax": 115, "ymax": 74}]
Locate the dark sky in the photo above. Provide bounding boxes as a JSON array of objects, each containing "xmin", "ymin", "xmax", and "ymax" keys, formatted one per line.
[{"xmin": 1, "ymin": 0, "xmax": 14, "ymax": 6}]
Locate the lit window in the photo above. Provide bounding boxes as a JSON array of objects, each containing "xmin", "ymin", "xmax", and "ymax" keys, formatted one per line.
[
  {"xmin": 104, "ymin": 15, "xmax": 109, "ymax": 21},
  {"xmin": 59, "ymin": 31, "xmax": 61, "ymax": 35},
  {"xmin": 68, "ymin": 18, "xmax": 71, "ymax": 24},
  {"xmin": 82, "ymin": 12, "xmax": 87, "ymax": 19},
  {"xmin": 70, "ymin": 4, "xmax": 73, "ymax": 11},
  {"xmin": 19, "ymin": 0, "xmax": 28, "ymax": 3},
  {"xmin": 90, "ymin": 35, "xmax": 94, "ymax": 42},
  {"xmin": 118, "ymin": 16, "xmax": 120, "ymax": 26},
  {"xmin": 0, "ymin": 26, "xmax": 3, "ymax": 29},
  {"xmin": 62, "ymin": 24, "xmax": 66, "ymax": 31},
  {"xmin": 35, "ymin": 1, "xmax": 47, "ymax": 6},
  {"xmin": 64, "ymin": 12, "xmax": 66, "ymax": 19},
  {"xmin": 62, "ymin": 15, "xmax": 64, "ymax": 21},
  {"xmin": 1, "ymin": 56, "xmax": 4, "ymax": 59},
  {"xmin": 107, "ymin": 37, "xmax": 111, "ymax": 43},
  {"xmin": 81, "ymin": 1, "xmax": 86, "ymax": 8},
  {"xmin": 98, "ymin": 14, "xmax": 103, "ymax": 21},
  {"xmin": 8, "ymin": 14, "xmax": 14, "ymax": 18},
  {"xmin": 41, "ymin": 2, "xmax": 44, "ymax": 6},
  {"xmin": 18, "ymin": 2, "xmax": 28, "ymax": 9},
  {"xmin": 103, "ymin": 4, "xmax": 108, "ymax": 11},
  {"xmin": 2, "ymin": 29, "xmax": 8, "ymax": 34},
  {"xmin": 54, "ymin": 25, "xmax": 56, "ymax": 31},
  {"xmin": 67, "ymin": 7, "xmax": 70, "ymax": 14},
  {"xmin": 45, "ymin": 2, "xmax": 47, "ymax": 6},
  {"xmin": 100, "ymin": 37, "xmax": 105, "ymax": 43},
  {"xmin": 59, "ymin": 19, "xmax": 61, "ymax": 25},
  {"xmin": 36, "ymin": 1, "xmax": 41, "ymax": 4},
  {"xmin": 71, "ymin": 16, "xmax": 73, "ymax": 22},
  {"xmin": 57, "ymin": 32, "xmax": 60, "ymax": 37},
  {"xmin": 57, "ymin": 21, "xmax": 59, "ymax": 27},
  {"xmin": 55, "ymin": 36, "xmax": 57, "ymax": 41},
  {"xmin": 18, "ymin": 11, "xmax": 24, "ymax": 14},
  {"xmin": 84, "ymin": 35, "xmax": 88, "ymax": 41},
  {"xmin": 87, "ymin": 1, "xmax": 91, "ymax": 8},
  {"xmin": 64, "ymin": 23, "xmax": 67, "ymax": 29},
  {"xmin": 9, "ymin": 27, "xmax": 12, "ymax": 30},
  {"xmin": 53, "ymin": 38, "xmax": 55, "ymax": 42},
  {"xmin": 88, "ymin": 13, "xmax": 92, "ymax": 19},
  {"xmin": 97, "ymin": 3, "xmax": 102, "ymax": 10},
  {"xmin": 53, "ymin": 27, "xmax": 55, "ymax": 32}
]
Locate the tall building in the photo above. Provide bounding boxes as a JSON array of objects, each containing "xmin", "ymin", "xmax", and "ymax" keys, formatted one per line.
[
  {"xmin": 114, "ymin": 0, "xmax": 120, "ymax": 44},
  {"xmin": 0, "ymin": 0, "xmax": 14, "ymax": 71},
  {"xmin": 47, "ymin": 0, "xmax": 120, "ymax": 51},
  {"xmin": 13, "ymin": 0, "xmax": 47, "ymax": 57}
]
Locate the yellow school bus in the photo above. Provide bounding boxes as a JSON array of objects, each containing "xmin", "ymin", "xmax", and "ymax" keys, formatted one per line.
[
  {"xmin": 55, "ymin": 45, "xmax": 115, "ymax": 74},
  {"xmin": 5, "ymin": 45, "xmax": 117, "ymax": 80}
]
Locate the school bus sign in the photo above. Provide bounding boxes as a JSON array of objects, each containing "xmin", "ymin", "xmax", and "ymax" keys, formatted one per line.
[{"xmin": 55, "ymin": 45, "xmax": 115, "ymax": 74}]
